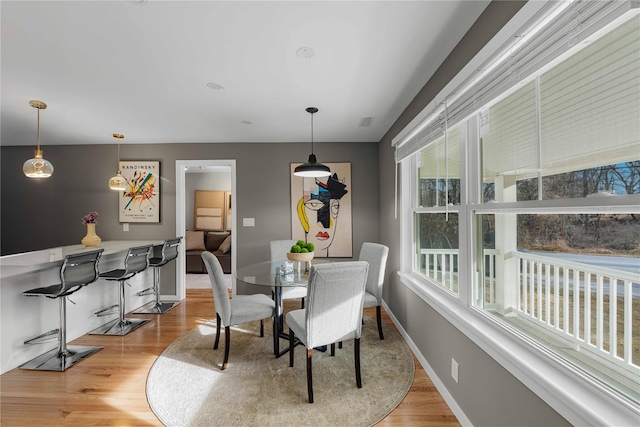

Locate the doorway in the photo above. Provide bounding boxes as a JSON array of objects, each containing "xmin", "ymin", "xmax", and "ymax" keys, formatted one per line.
[{"xmin": 175, "ymin": 160, "xmax": 237, "ymax": 300}]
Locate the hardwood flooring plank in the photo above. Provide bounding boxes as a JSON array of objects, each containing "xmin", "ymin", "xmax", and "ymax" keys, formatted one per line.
[{"xmin": 1, "ymin": 287, "xmax": 459, "ymax": 426}]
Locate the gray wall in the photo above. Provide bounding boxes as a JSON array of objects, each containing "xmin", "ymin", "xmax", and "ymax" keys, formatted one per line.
[
  {"xmin": 377, "ymin": 1, "xmax": 570, "ymax": 426},
  {"xmin": 1, "ymin": 141, "xmax": 379, "ymax": 294}
]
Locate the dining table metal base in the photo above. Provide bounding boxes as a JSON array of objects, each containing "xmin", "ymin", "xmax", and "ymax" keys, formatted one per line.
[
  {"xmin": 234, "ymin": 261, "xmax": 328, "ymax": 358},
  {"xmin": 272, "ymin": 287, "xmax": 326, "ymax": 357}
]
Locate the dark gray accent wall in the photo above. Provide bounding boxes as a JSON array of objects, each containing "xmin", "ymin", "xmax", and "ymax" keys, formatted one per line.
[
  {"xmin": 1, "ymin": 141, "xmax": 379, "ymax": 295},
  {"xmin": 378, "ymin": 1, "xmax": 571, "ymax": 426}
]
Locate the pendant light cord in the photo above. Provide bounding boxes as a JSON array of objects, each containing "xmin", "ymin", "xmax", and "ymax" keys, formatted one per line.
[
  {"xmin": 36, "ymin": 108, "xmax": 41, "ymax": 152},
  {"xmin": 310, "ymin": 111, "xmax": 315, "ymax": 155},
  {"xmin": 112, "ymin": 134, "xmax": 124, "ymax": 173}
]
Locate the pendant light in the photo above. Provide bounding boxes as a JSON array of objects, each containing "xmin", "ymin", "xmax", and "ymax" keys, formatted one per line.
[
  {"xmin": 23, "ymin": 100, "xmax": 54, "ymax": 179},
  {"xmin": 293, "ymin": 107, "xmax": 331, "ymax": 177},
  {"xmin": 108, "ymin": 133, "xmax": 127, "ymax": 191}
]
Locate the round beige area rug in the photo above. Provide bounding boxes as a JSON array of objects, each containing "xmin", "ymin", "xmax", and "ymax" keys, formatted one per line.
[{"xmin": 146, "ymin": 316, "xmax": 414, "ymax": 426}]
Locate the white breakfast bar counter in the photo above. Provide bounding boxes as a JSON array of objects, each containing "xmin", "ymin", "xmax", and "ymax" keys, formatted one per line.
[{"xmin": 0, "ymin": 240, "xmax": 164, "ymax": 374}]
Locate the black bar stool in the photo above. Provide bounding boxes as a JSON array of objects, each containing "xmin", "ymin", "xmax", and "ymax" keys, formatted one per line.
[
  {"xmin": 90, "ymin": 244, "xmax": 152, "ymax": 336},
  {"xmin": 21, "ymin": 249, "xmax": 104, "ymax": 371},
  {"xmin": 133, "ymin": 236, "xmax": 182, "ymax": 314}
]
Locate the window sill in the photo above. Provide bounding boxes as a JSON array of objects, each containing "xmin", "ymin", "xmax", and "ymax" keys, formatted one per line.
[{"xmin": 398, "ymin": 271, "xmax": 640, "ymax": 427}]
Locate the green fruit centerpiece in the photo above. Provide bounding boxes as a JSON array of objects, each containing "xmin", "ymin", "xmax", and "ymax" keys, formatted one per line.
[{"xmin": 287, "ymin": 241, "xmax": 315, "ymax": 265}]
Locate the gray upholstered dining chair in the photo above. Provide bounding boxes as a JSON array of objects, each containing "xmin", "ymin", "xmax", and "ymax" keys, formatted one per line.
[
  {"xmin": 286, "ymin": 261, "xmax": 369, "ymax": 403},
  {"xmin": 270, "ymin": 239, "xmax": 306, "ymax": 308},
  {"xmin": 359, "ymin": 242, "xmax": 389, "ymax": 340},
  {"xmin": 202, "ymin": 252, "xmax": 275, "ymax": 370}
]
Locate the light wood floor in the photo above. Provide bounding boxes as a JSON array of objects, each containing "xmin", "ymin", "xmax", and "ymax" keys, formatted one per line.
[{"xmin": 0, "ymin": 288, "xmax": 460, "ymax": 426}]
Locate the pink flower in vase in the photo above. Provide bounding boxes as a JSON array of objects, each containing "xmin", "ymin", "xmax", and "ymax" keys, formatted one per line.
[{"xmin": 82, "ymin": 211, "xmax": 99, "ymax": 225}]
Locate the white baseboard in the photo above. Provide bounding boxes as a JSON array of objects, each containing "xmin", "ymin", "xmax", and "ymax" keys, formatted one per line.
[{"xmin": 381, "ymin": 300, "xmax": 472, "ymax": 427}]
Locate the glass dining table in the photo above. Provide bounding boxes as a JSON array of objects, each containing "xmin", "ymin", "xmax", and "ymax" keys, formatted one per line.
[{"xmin": 234, "ymin": 260, "xmax": 312, "ymax": 358}]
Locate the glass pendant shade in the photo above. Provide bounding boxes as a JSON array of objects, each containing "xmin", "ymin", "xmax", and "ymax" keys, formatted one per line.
[
  {"xmin": 24, "ymin": 100, "xmax": 53, "ymax": 179},
  {"xmin": 108, "ymin": 172, "xmax": 127, "ymax": 191},
  {"xmin": 293, "ymin": 107, "xmax": 331, "ymax": 178},
  {"xmin": 108, "ymin": 133, "xmax": 127, "ymax": 191},
  {"xmin": 23, "ymin": 149, "xmax": 54, "ymax": 178}
]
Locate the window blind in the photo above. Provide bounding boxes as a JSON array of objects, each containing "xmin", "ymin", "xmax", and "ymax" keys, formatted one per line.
[
  {"xmin": 394, "ymin": 0, "xmax": 639, "ymax": 164},
  {"xmin": 481, "ymin": 14, "xmax": 639, "ymax": 181}
]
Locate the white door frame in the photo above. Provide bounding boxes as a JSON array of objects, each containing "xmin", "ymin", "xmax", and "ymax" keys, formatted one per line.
[{"xmin": 175, "ymin": 159, "xmax": 237, "ymax": 300}]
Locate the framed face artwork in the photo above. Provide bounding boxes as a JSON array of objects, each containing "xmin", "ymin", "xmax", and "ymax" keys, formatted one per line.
[
  {"xmin": 290, "ymin": 162, "xmax": 352, "ymax": 258},
  {"xmin": 118, "ymin": 160, "xmax": 160, "ymax": 223}
]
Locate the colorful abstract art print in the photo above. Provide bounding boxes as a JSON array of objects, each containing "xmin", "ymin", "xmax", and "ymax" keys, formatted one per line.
[
  {"xmin": 290, "ymin": 162, "xmax": 352, "ymax": 258},
  {"xmin": 118, "ymin": 160, "xmax": 160, "ymax": 223}
]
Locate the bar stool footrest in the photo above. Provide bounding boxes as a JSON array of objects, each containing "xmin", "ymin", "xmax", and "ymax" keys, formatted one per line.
[
  {"xmin": 24, "ymin": 329, "xmax": 59, "ymax": 345},
  {"xmin": 136, "ymin": 287, "xmax": 155, "ymax": 297},
  {"xmin": 19, "ymin": 345, "xmax": 103, "ymax": 371},
  {"xmin": 88, "ymin": 318, "xmax": 150, "ymax": 336},
  {"xmin": 132, "ymin": 301, "xmax": 180, "ymax": 314},
  {"xmin": 94, "ymin": 304, "xmax": 119, "ymax": 317}
]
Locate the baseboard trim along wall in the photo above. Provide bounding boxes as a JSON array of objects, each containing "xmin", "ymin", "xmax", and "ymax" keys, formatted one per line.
[{"xmin": 382, "ymin": 300, "xmax": 472, "ymax": 427}]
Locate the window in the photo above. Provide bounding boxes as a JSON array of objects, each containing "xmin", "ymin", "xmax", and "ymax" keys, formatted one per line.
[
  {"xmin": 396, "ymin": 1, "xmax": 640, "ymax": 420},
  {"xmin": 478, "ymin": 213, "xmax": 639, "ymax": 401},
  {"xmin": 415, "ymin": 212, "xmax": 460, "ymax": 294},
  {"xmin": 418, "ymin": 127, "xmax": 461, "ymax": 208},
  {"xmin": 482, "ymin": 16, "xmax": 640, "ymax": 202},
  {"xmin": 475, "ymin": 14, "xmax": 639, "ymax": 400},
  {"xmin": 414, "ymin": 127, "xmax": 462, "ymax": 294}
]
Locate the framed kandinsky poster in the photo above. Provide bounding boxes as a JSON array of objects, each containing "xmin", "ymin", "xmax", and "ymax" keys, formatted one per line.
[{"xmin": 118, "ymin": 160, "xmax": 160, "ymax": 223}]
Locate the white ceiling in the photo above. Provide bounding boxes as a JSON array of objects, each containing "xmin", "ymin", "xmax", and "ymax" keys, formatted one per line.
[{"xmin": 1, "ymin": 0, "xmax": 489, "ymax": 147}]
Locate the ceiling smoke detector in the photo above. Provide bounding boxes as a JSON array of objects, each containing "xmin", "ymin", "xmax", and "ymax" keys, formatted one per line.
[
  {"xmin": 206, "ymin": 82, "xmax": 225, "ymax": 90},
  {"xmin": 296, "ymin": 47, "xmax": 315, "ymax": 59}
]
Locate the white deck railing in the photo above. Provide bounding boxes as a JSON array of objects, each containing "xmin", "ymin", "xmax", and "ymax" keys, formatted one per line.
[
  {"xmin": 419, "ymin": 248, "xmax": 639, "ymax": 376},
  {"xmin": 419, "ymin": 248, "xmax": 498, "ymax": 298},
  {"xmin": 510, "ymin": 251, "xmax": 639, "ymax": 376},
  {"xmin": 420, "ymin": 249, "xmax": 459, "ymax": 293}
]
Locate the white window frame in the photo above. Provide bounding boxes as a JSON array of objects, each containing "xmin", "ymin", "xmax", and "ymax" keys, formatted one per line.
[
  {"xmin": 411, "ymin": 123, "xmax": 467, "ymax": 297},
  {"xmin": 396, "ymin": 2, "xmax": 640, "ymax": 424},
  {"xmin": 400, "ymin": 122, "xmax": 640, "ymax": 427}
]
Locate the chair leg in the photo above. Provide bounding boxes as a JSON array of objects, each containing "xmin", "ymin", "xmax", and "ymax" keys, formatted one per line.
[
  {"xmin": 289, "ymin": 329, "xmax": 295, "ymax": 367},
  {"xmin": 260, "ymin": 319, "xmax": 264, "ymax": 337},
  {"xmin": 376, "ymin": 306, "xmax": 384, "ymax": 340},
  {"xmin": 355, "ymin": 338, "xmax": 362, "ymax": 388},
  {"xmin": 330, "ymin": 343, "xmax": 335, "ymax": 356},
  {"xmin": 307, "ymin": 348, "xmax": 314, "ymax": 403},
  {"xmin": 338, "ymin": 341, "xmax": 343, "ymax": 349},
  {"xmin": 214, "ymin": 313, "xmax": 221, "ymax": 350},
  {"xmin": 222, "ymin": 326, "xmax": 230, "ymax": 370}
]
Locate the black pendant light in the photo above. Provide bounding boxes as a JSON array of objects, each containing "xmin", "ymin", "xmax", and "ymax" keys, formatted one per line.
[{"xmin": 294, "ymin": 107, "xmax": 331, "ymax": 177}]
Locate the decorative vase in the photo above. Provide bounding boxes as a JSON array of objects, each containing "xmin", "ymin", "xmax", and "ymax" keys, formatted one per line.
[{"xmin": 82, "ymin": 223, "xmax": 101, "ymax": 248}]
